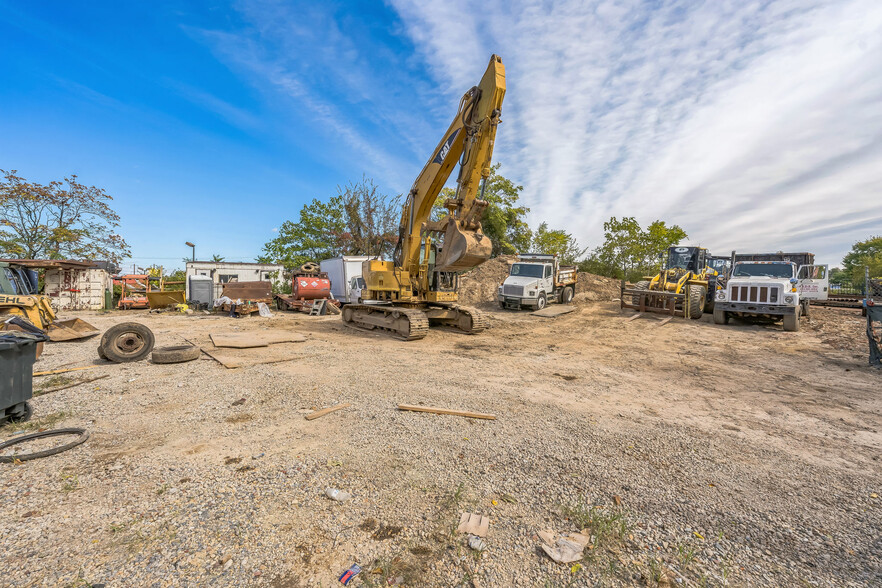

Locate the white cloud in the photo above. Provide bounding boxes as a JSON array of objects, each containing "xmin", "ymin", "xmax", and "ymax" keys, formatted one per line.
[{"xmin": 389, "ymin": 0, "xmax": 882, "ymax": 264}]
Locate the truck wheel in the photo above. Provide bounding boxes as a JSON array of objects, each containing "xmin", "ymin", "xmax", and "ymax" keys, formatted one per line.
[
  {"xmin": 713, "ymin": 307, "xmax": 729, "ymax": 325},
  {"xmin": 152, "ymin": 345, "xmax": 201, "ymax": 364},
  {"xmin": 802, "ymin": 301, "xmax": 811, "ymax": 318},
  {"xmin": 8, "ymin": 401, "xmax": 33, "ymax": 423},
  {"xmin": 783, "ymin": 313, "xmax": 800, "ymax": 332},
  {"xmin": 687, "ymin": 287, "xmax": 705, "ymax": 319},
  {"xmin": 99, "ymin": 322, "xmax": 155, "ymax": 363},
  {"xmin": 536, "ymin": 293, "xmax": 547, "ymax": 310},
  {"xmin": 499, "ymin": 301, "xmax": 506, "ymax": 310},
  {"xmin": 559, "ymin": 286, "xmax": 574, "ymax": 304}
]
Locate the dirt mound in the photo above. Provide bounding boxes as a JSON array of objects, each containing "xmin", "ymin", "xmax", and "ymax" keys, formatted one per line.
[
  {"xmin": 457, "ymin": 256, "xmax": 621, "ymax": 307},
  {"xmin": 458, "ymin": 255, "xmax": 516, "ymax": 307},
  {"xmin": 574, "ymin": 272, "xmax": 620, "ymax": 303}
]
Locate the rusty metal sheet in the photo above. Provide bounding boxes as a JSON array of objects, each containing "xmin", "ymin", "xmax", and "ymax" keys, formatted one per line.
[{"xmin": 222, "ymin": 281, "xmax": 272, "ymax": 301}]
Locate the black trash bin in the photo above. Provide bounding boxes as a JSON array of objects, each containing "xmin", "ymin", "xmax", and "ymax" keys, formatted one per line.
[{"xmin": 0, "ymin": 332, "xmax": 49, "ymax": 424}]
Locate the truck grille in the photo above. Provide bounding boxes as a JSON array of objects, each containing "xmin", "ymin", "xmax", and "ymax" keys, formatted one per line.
[
  {"xmin": 730, "ymin": 285, "xmax": 779, "ymax": 303},
  {"xmin": 503, "ymin": 285, "xmax": 524, "ymax": 296}
]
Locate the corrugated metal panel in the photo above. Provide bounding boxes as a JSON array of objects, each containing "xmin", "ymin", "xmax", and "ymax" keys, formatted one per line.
[{"xmin": 44, "ymin": 268, "xmax": 109, "ymax": 310}]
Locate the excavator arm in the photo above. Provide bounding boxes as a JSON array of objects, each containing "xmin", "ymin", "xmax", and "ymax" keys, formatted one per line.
[{"xmin": 396, "ymin": 54, "xmax": 506, "ymax": 275}]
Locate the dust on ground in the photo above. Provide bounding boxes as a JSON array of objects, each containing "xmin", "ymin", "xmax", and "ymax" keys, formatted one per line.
[{"xmin": 1, "ymin": 301, "xmax": 879, "ymax": 587}]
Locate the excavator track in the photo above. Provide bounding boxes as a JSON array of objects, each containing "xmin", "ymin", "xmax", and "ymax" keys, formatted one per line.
[
  {"xmin": 341, "ymin": 304, "xmax": 430, "ymax": 341},
  {"xmin": 450, "ymin": 305, "xmax": 489, "ymax": 334}
]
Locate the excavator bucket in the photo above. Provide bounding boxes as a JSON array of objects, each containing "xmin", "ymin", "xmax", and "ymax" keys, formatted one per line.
[
  {"xmin": 434, "ymin": 221, "xmax": 493, "ymax": 273},
  {"xmin": 47, "ymin": 318, "xmax": 100, "ymax": 342}
]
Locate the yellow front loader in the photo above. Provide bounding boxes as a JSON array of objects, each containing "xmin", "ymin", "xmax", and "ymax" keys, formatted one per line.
[
  {"xmin": 621, "ymin": 246, "xmax": 712, "ymax": 319},
  {"xmin": 0, "ymin": 262, "xmax": 99, "ymax": 341}
]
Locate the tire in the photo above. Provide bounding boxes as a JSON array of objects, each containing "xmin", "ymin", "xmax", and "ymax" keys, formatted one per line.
[
  {"xmin": 687, "ymin": 286, "xmax": 705, "ymax": 319},
  {"xmin": 783, "ymin": 312, "xmax": 800, "ymax": 332},
  {"xmin": 0, "ymin": 428, "xmax": 89, "ymax": 463},
  {"xmin": 152, "ymin": 345, "xmax": 201, "ymax": 364},
  {"xmin": 7, "ymin": 401, "xmax": 33, "ymax": 423},
  {"xmin": 536, "ymin": 292, "xmax": 547, "ymax": 310},
  {"xmin": 99, "ymin": 322, "xmax": 155, "ymax": 363},
  {"xmin": 499, "ymin": 301, "xmax": 506, "ymax": 309},
  {"xmin": 632, "ymin": 280, "xmax": 650, "ymax": 305},
  {"xmin": 97, "ymin": 344, "xmax": 108, "ymax": 361},
  {"xmin": 802, "ymin": 301, "xmax": 811, "ymax": 318},
  {"xmin": 713, "ymin": 307, "xmax": 729, "ymax": 325},
  {"xmin": 559, "ymin": 286, "xmax": 574, "ymax": 304}
]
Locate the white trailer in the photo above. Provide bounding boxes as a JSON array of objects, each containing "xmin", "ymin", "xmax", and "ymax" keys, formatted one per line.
[{"xmin": 320, "ymin": 256, "xmax": 373, "ymax": 303}]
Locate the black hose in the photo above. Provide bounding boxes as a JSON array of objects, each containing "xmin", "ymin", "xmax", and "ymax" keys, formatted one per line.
[{"xmin": 0, "ymin": 428, "xmax": 90, "ymax": 463}]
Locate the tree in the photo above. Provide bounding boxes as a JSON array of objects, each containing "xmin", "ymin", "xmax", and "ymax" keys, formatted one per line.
[
  {"xmin": 259, "ymin": 178, "xmax": 400, "ymax": 270},
  {"xmin": 841, "ymin": 235, "xmax": 882, "ymax": 282},
  {"xmin": 431, "ymin": 164, "xmax": 532, "ymax": 256},
  {"xmin": 210, "ymin": 254, "xmax": 225, "ymax": 262},
  {"xmin": 582, "ymin": 216, "xmax": 687, "ymax": 280},
  {"xmin": 531, "ymin": 222, "xmax": 585, "ymax": 264},
  {"xmin": 0, "ymin": 169, "xmax": 130, "ymax": 263}
]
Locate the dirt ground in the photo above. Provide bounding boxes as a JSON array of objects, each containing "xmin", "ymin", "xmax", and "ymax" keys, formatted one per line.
[{"xmin": 1, "ymin": 302, "xmax": 879, "ymax": 587}]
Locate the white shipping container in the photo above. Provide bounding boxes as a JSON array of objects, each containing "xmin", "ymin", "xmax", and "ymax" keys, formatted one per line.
[
  {"xmin": 44, "ymin": 268, "xmax": 110, "ymax": 310},
  {"xmin": 320, "ymin": 256, "xmax": 373, "ymax": 303}
]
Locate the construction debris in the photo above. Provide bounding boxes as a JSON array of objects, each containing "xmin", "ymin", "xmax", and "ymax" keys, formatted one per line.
[
  {"xmin": 209, "ymin": 330, "xmax": 307, "ymax": 348},
  {"xmin": 35, "ymin": 374, "xmax": 109, "ymax": 396},
  {"xmin": 33, "ymin": 366, "xmax": 95, "ymax": 377},
  {"xmin": 531, "ymin": 306, "xmax": 576, "ymax": 318},
  {"xmin": 538, "ymin": 530, "xmax": 591, "ymax": 564},
  {"xmin": 305, "ymin": 403, "xmax": 351, "ymax": 420},
  {"xmin": 98, "ymin": 322, "xmax": 155, "ymax": 363},
  {"xmin": 457, "ymin": 512, "xmax": 490, "ymax": 536},
  {"xmin": 397, "ymin": 404, "xmax": 496, "ymax": 420}
]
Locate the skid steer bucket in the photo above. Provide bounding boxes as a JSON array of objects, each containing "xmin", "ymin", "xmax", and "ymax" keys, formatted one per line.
[
  {"xmin": 47, "ymin": 318, "xmax": 100, "ymax": 342},
  {"xmin": 434, "ymin": 220, "xmax": 492, "ymax": 273}
]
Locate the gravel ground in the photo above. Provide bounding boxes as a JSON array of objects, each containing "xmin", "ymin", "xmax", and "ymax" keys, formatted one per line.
[{"xmin": 1, "ymin": 303, "xmax": 879, "ymax": 587}]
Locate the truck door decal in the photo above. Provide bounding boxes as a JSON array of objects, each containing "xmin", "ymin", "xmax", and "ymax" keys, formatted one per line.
[{"xmin": 797, "ymin": 264, "xmax": 829, "ymax": 301}]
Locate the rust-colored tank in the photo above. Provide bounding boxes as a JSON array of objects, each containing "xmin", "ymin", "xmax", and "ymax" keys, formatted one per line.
[{"xmin": 291, "ymin": 274, "xmax": 332, "ymax": 300}]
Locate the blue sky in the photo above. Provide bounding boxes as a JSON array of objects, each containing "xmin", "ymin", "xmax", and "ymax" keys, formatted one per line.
[{"xmin": 1, "ymin": 0, "xmax": 880, "ymax": 270}]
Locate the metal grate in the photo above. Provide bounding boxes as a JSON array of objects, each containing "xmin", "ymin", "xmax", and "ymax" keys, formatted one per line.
[
  {"xmin": 731, "ymin": 285, "xmax": 780, "ymax": 303},
  {"xmin": 503, "ymin": 284, "xmax": 524, "ymax": 296}
]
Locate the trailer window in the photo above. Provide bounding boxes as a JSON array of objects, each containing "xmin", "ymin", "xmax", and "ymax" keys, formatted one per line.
[
  {"xmin": 218, "ymin": 274, "xmax": 239, "ymax": 283},
  {"xmin": 733, "ymin": 263, "xmax": 794, "ymax": 278},
  {"xmin": 510, "ymin": 264, "xmax": 544, "ymax": 278}
]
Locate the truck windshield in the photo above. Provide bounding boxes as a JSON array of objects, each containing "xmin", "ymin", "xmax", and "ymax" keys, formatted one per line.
[
  {"xmin": 732, "ymin": 263, "xmax": 794, "ymax": 278},
  {"xmin": 510, "ymin": 263, "xmax": 544, "ymax": 278}
]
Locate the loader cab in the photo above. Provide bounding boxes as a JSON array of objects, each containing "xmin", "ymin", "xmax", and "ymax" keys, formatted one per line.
[
  {"xmin": 0, "ymin": 263, "xmax": 37, "ymax": 296},
  {"xmin": 707, "ymin": 256, "xmax": 730, "ymax": 278},
  {"xmin": 666, "ymin": 247, "xmax": 705, "ymax": 273}
]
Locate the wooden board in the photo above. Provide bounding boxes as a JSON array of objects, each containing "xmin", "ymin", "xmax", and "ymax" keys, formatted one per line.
[
  {"xmin": 531, "ymin": 305, "xmax": 576, "ymax": 318},
  {"xmin": 305, "ymin": 403, "xmax": 351, "ymax": 420},
  {"xmin": 210, "ymin": 330, "xmax": 307, "ymax": 348},
  {"xmin": 34, "ymin": 366, "xmax": 95, "ymax": 377},
  {"xmin": 397, "ymin": 404, "xmax": 496, "ymax": 420}
]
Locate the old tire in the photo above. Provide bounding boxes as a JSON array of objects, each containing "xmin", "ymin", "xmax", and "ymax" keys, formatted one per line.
[
  {"xmin": 0, "ymin": 428, "xmax": 89, "ymax": 463},
  {"xmin": 536, "ymin": 292, "xmax": 547, "ymax": 310},
  {"xmin": 687, "ymin": 286, "xmax": 705, "ymax": 319},
  {"xmin": 713, "ymin": 307, "xmax": 729, "ymax": 325},
  {"xmin": 152, "ymin": 345, "xmax": 200, "ymax": 364},
  {"xmin": 632, "ymin": 280, "xmax": 650, "ymax": 305},
  {"xmin": 801, "ymin": 301, "xmax": 811, "ymax": 318},
  {"xmin": 97, "ymin": 344, "xmax": 108, "ymax": 361},
  {"xmin": 783, "ymin": 313, "xmax": 800, "ymax": 332},
  {"xmin": 99, "ymin": 322, "xmax": 155, "ymax": 363},
  {"xmin": 559, "ymin": 286, "xmax": 574, "ymax": 304}
]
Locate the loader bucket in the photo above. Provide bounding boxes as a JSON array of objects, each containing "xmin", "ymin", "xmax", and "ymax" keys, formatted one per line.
[
  {"xmin": 434, "ymin": 220, "xmax": 493, "ymax": 273},
  {"xmin": 47, "ymin": 318, "xmax": 100, "ymax": 342}
]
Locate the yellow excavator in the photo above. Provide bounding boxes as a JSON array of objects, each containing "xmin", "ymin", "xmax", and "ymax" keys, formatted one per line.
[
  {"xmin": 341, "ymin": 54, "xmax": 505, "ymax": 340},
  {"xmin": 0, "ymin": 261, "xmax": 99, "ymax": 341}
]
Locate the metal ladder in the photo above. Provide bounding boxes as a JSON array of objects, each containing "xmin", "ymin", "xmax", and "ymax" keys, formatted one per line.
[{"xmin": 309, "ymin": 299, "xmax": 326, "ymax": 316}]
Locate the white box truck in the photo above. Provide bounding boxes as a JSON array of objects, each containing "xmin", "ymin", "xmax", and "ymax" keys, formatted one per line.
[{"xmin": 320, "ymin": 256, "xmax": 374, "ymax": 303}]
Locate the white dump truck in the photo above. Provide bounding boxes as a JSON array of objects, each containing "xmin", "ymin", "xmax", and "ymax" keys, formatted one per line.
[
  {"xmin": 497, "ymin": 253, "xmax": 577, "ymax": 310},
  {"xmin": 713, "ymin": 254, "xmax": 828, "ymax": 331}
]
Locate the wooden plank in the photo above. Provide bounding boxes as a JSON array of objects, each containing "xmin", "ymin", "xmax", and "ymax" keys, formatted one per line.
[
  {"xmin": 305, "ymin": 403, "xmax": 351, "ymax": 420},
  {"xmin": 36, "ymin": 374, "xmax": 109, "ymax": 396},
  {"xmin": 657, "ymin": 317, "xmax": 674, "ymax": 326},
  {"xmin": 397, "ymin": 404, "xmax": 496, "ymax": 420},
  {"xmin": 210, "ymin": 330, "xmax": 307, "ymax": 349},
  {"xmin": 34, "ymin": 366, "xmax": 95, "ymax": 377},
  {"xmin": 626, "ymin": 313, "xmax": 642, "ymax": 322}
]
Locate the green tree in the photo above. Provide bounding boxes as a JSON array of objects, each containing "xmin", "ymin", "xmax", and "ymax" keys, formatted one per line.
[
  {"xmin": 582, "ymin": 216, "xmax": 687, "ymax": 281},
  {"xmin": 0, "ymin": 169, "xmax": 130, "ymax": 263},
  {"xmin": 210, "ymin": 254, "xmax": 225, "ymax": 262},
  {"xmin": 531, "ymin": 222, "xmax": 585, "ymax": 264},
  {"xmin": 432, "ymin": 164, "xmax": 532, "ymax": 256},
  {"xmin": 259, "ymin": 196, "xmax": 346, "ymax": 269},
  {"xmin": 841, "ymin": 235, "xmax": 882, "ymax": 282}
]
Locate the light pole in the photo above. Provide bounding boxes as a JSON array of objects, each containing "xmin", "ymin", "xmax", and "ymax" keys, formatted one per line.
[{"xmin": 185, "ymin": 242, "xmax": 195, "ymax": 262}]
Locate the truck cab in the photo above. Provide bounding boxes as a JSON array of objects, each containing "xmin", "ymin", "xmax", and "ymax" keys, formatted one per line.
[
  {"xmin": 497, "ymin": 254, "xmax": 576, "ymax": 310},
  {"xmin": 713, "ymin": 260, "xmax": 828, "ymax": 331}
]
